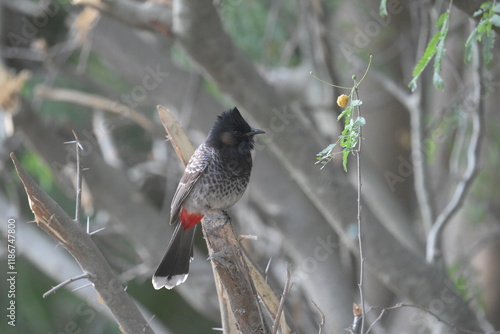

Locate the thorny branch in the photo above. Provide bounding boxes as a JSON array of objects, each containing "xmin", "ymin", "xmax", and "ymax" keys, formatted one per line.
[{"xmin": 10, "ymin": 153, "xmax": 155, "ymax": 334}]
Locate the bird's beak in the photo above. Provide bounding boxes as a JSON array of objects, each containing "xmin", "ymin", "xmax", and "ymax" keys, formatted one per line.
[{"xmin": 245, "ymin": 128, "xmax": 265, "ymax": 137}]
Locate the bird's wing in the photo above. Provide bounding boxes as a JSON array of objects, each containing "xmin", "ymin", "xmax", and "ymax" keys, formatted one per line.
[{"xmin": 169, "ymin": 144, "xmax": 211, "ymax": 225}]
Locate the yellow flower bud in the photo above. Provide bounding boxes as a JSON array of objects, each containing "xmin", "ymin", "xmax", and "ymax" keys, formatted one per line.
[{"xmin": 337, "ymin": 94, "xmax": 349, "ymax": 108}]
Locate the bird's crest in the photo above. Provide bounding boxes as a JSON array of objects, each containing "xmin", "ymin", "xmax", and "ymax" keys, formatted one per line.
[{"xmin": 214, "ymin": 107, "xmax": 252, "ymax": 134}]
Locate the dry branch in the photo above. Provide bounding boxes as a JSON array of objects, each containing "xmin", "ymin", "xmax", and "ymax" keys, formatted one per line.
[
  {"xmin": 10, "ymin": 153, "xmax": 154, "ymax": 334},
  {"xmin": 35, "ymin": 85, "xmax": 163, "ymax": 138}
]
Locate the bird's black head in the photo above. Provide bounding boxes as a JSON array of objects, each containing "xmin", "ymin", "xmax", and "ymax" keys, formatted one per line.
[{"xmin": 206, "ymin": 107, "xmax": 265, "ymax": 152}]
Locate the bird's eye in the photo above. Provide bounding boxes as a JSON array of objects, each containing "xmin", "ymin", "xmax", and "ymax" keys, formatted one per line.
[{"xmin": 233, "ymin": 130, "xmax": 241, "ymax": 137}]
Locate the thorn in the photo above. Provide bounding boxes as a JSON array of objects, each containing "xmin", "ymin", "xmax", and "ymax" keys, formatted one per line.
[
  {"xmin": 265, "ymin": 257, "xmax": 272, "ymax": 275},
  {"xmin": 143, "ymin": 314, "xmax": 156, "ymax": 332},
  {"xmin": 43, "ymin": 273, "xmax": 89, "ymax": 298},
  {"xmin": 89, "ymin": 227, "xmax": 106, "ymax": 236},
  {"xmin": 238, "ymin": 234, "xmax": 258, "ymax": 241},
  {"xmin": 265, "ymin": 257, "xmax": 272, "ymax": 284},
  {"xmin": 71, "ymin": 282, "xmax": 93, "ymax": 292}
]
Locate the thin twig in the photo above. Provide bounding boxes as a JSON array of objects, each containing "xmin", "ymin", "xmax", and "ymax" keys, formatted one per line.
[
  {"xmin": 369, "ymin": 303, "xmax": 500, "ymax": 334},
  {"xmin": 353, "ymin": 81, "xmax": 365, "ymax": 334},
  {"xmin": 311, "ymin": 300, "xmax": 325, "ymax": 334},
  {"xmin": 364, "ymin": 308, "xmax": 385, "ymax": 334},
  {"xmin": 271, "ymin": 263, "xmax": 292, "ymax": 334},
  {"xmin": 35, "ymin": 86, "xmax": 163, "ymax": 138},
  {"xmin": 43, "ymin": 273, "xmax": 89, "ymax": 298},
  {"xmin": 426, "ymin": 38, "xmax": 485, "ymax": 263}
]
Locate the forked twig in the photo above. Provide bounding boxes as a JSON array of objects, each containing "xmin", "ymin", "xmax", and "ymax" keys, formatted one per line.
[{"xmin": 368, "ymin": 303, "xmax": 500, "ymax": 334}]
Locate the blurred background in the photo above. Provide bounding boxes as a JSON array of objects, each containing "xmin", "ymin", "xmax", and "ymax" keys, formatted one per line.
[{"xmin": 1, "ymin": 0, "xmax": 499, "ymax": 333}]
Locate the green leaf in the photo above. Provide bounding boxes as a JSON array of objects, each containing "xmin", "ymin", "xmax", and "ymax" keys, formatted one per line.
[
  {"xmin": 490, "ymin": 14, "xmax": 500, "ymax": 27},
  {"xmin": 379, "ymin": 0, "xmax": 388, "ymax": 18},
  {"xmin": 317, "ymin": 143, "xmax": 336, "ymax": 157},
  {"xmin": 482, "ymin": 1, "xmax": 493, "ymax": 8},
  {"xmin": 464, "ymin": 28, "xmax": 479, "ymax": 64},
  {"xmin": 482, "ymin": 30, "xmax": 496, "ymax": 64},
  {"xmin": 355, "ymin": 116, "xmax": 366, "ymax": 126},
  {"xmin": 433, "ymin": 10, "xmax": 450, "ymax": 90},
  {"xmin": 436, "ymin": 11, "xmax": 449, "ymax": 27},
  {"xmin": 433, "ymin": 40, "xmax": 446, "ymax": 89},
  {"xmin": 409, "ymin": 12, "xmax": 449, "ymax": 92},
  {"xmin": 337, "ymin": 106, "xmax": 352, "ymax": 121},
  {"xmin": 350, "ymin": 99, "xmax": 363, "ymax": 107},
  {"xmin": 411, "ymin": 30, "xmax": 440, "ymax": 78},
  {"xmin": 465, "ymin": 6, "xmax": 497, "ymax": 65},
  {"xmin": 342, "ymin": 149, "xmax": 349, "ymax": 172}
]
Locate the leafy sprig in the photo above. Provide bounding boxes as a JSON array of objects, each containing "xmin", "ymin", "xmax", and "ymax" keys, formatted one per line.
[
  {"xmin": 408, "ymin": 6, "xmax": 451, "ymax": 92},
  {"xmin": 464, "ymin": 1, "xmax": 499, "ymax": 64},
  {"xmin": 408, "ymin": 0, "xmax": 499, "ymax": 92},
  {"xmin": 312, "ymin": 55, "xmax": 371, "ymax": 171}
]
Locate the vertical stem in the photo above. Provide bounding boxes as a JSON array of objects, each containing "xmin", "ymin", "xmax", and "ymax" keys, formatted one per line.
[
  {"xmin": 72, "ymin": 131, "xmax": 83, "ymax": 223},
  {"xmin": 354, "ymin": 82, "xmax": 365, "ymax": 333}
]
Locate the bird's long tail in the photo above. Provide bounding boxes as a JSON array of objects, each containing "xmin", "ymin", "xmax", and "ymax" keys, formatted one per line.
[{"xmin": 152, "ymin": 224, "xmax": 196, "ymax": 289}]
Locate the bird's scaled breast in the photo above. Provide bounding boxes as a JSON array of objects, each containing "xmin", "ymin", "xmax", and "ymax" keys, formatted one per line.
[{"xmin": 190, "ymin": 156, "xmax": 251, "ymax": 210}]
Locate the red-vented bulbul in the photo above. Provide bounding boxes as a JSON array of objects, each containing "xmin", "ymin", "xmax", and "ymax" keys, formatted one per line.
[{"xmin": 152, "ymin": 107, "xmax": 264, "ymax": 289}]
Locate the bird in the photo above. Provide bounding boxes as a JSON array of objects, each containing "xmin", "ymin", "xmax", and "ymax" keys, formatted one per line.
[{"xmin": 152, "ymin": 107, "xmax": 265, "ymax": 290}]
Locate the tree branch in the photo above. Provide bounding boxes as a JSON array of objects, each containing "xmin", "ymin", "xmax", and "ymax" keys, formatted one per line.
[
  {"xmin": 73, "ymin": 0, "xmax": 172, "ymax": 33},
  {"xmin": 35, "ymin": 85, "xmax": 164, "ymax": 138},
  {"xmin": 10, "ymin": 153, "xmax": 155, "ymax": 334},
  {"xmin": 202, "ymin": 210, "xmax": 269, "ymax": 334},
  {"xmin": 426, "ymin": 49, "xmax": 485, "ymax": 263}
]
